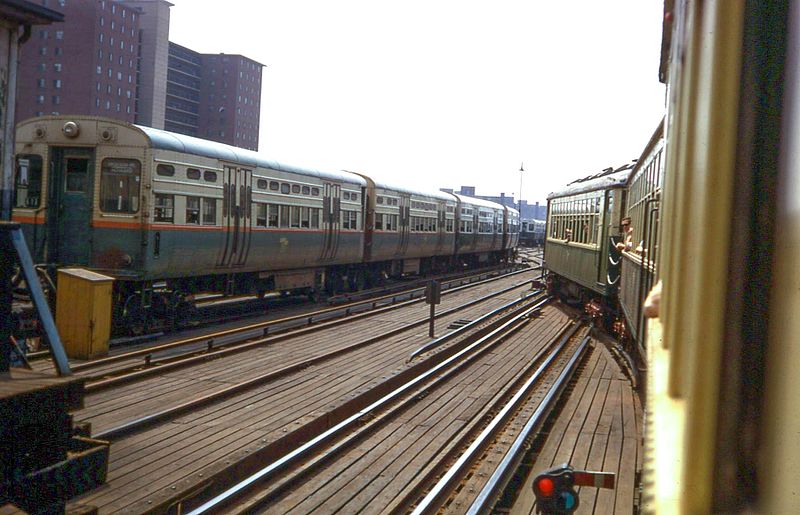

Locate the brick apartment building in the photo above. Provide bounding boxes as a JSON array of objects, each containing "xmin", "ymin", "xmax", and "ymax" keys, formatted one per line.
[{"xmin": 16, "ymin": 0, "xmax": 263, "ymax": 150}]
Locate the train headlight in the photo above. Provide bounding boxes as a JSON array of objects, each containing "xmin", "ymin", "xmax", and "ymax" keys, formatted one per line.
[{"xmin": 62, "ymin": 121, "xmax": 80, "ymax": 138}]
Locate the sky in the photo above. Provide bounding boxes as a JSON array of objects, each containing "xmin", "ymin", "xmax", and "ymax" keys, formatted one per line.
[{"xmin": 168, "ymin": 1, "xmax": 666, "ymax": 206}]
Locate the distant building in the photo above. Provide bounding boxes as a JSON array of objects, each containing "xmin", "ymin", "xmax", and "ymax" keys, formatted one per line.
[
  {"xmin": 15, "ymin": 0, "xmax": 263, "ymax": 150},
  {"xmin": 17, "ymin": 0, "xmax": 140, "ymax": 123},
  {"xmin": 445, "ymin": 186, "xmax": 547, "ymax": 220}
]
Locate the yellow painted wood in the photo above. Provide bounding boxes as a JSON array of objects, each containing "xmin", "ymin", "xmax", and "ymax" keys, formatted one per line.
[{"xmin": 55, "ymin": 268, "xmax": 114, "ymax": 360}]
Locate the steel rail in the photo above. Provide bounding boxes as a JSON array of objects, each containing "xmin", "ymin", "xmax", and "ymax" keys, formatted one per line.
[
  {"xmin": 466, "ymin": 333, "xmax": 592, "ymax": 514},
  {"xmin": 184, "ymin": 295, "xmax": 557, "ymax": 515},
  {"xmin": 93, "ymin": 281, "xmax": 541, "ymax": 440},
  {"xmin": 84, "ymin": 277, "xmax": 535, "ymax": 393},
  {"xmin": 70, "ymin": 266, "xmax": 533, "ymax": 373},
  {"xmin": 408, "ymin": 293, "xmax": 548, "ymax": 360},
  {"xmin": 410, "ymin": 326, "xmax": 588, "ymax": 515}
]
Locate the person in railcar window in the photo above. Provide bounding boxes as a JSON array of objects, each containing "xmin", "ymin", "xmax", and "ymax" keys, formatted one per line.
[{"xmin": 615, "ymin": 217, "xmax": 634, "ymax": 251}]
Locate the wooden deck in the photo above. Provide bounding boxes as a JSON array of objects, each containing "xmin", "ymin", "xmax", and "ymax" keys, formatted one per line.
[{"xmin": 513, "ymin": 338, "xmax": 643, "ymax": 514}]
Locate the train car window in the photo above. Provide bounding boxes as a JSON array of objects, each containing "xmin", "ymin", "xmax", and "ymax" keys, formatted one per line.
[
  {"xmin": 300, "ymin": 207, "xmax": 310, "ymax": 228},
  {"xmin": 100, "ymin": 158, "xmax": 141, "ymax": 213},
  {"xmin": 342, "ymin": 210, "xmax": 358, "ymax": 230},
  {"xmin": 292, "ymin": 184, "xmax": 301, "ymax": 194},
  {"xmin": 310, "ymin": 208, "xmax": 320, "ymax": 229},
  {"xmin": 446, "ymin": 219, "xmax": 454, "ymax": 232},
  {"xmin": 257, "ymin": 179, "xmax": 268, "ymax": 189},
  {"xmin": 377, "ymin": 196, "xmax": 384, "ymax": 205},
  {"xmin": 203, "ymin": 171, "xmax": 217, "ymax": 182},
  {"xmin": 269, "ymin": 181, "xmax": 279, "ymax": 191},
  {"xmin": 268, "ymin": 204, "xmax": 279, "ymax": 227},
  {"xmin": 290, "ymin": 206, "xmax": 301, "ymax": 228},
  {"xmin": 351, "ymin": 193, "xmax": 358, "ymax": 202},
  {"xmin": 279, "ymin": 205, "xmax": 289, "ymax": 227},
  {"xmin": 14, "ymin": 155, "xmax": 43, "ymax": 209},
  {"xmin": 153, "ymin": 193, "xmax": 174, "ymax": 222},
  {"xmin": 202, "ymin": 198, "xmax": 216, "ymax": 225},
  {"xmin": 312, "ymin": 187, "xmax": 320, "ymax": 196},
  {"xmin": 186, "ymin": 196, "xmax": 200, "ymax": 224},
  {"xmin": 375, "ymin": 214, "xmax": 383, "ymax": 230},
  {"xmin": 156, "ymin": 164, "xmax": 174, "ymax": 177},
  {"xmin": 302, "ymin": 185, "xmax": 310, "ymax": 195},
  {"xmin": 186, "ymin": 168, "xmax": 201, "ymax": 180},
  {"xmin": 343, "ymin": 191, "xmax": 351, "ymax": 200},
  {"xmin": 281, "ymin": 183, "xmax": 290, "ymax": 194},
  {"xmin": 256, "ymin": 204, "xmax": 267, "ymax": 227}
]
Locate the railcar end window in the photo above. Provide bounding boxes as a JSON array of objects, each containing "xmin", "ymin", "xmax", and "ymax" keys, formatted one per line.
[
  {"xmin": 156, "ymin": 163, "xmax": 174, "ymax": 176},
  {"xmin": 100, "ymin": 158, "xmax": 141, "ymax": 213},
  {"xmin": 14, "ymin": 155, "xmax": 44, "ymax": 209},
  {"xmin": 154, "ymin": 193, "xmax": 174, "ymax": 222}
]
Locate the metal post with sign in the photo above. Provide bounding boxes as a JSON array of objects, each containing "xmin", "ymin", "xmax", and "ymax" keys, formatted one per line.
[{"xmin": 425, "ymin": 280, "xmax": 441, "ymax": 337}]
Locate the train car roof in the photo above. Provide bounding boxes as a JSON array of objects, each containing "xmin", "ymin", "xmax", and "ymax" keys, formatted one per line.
[
  {"xmin": 136, "ymin": 124, "xmax": 366, "ymax": 186},
  {"xmin": 453, "ymin": 193, "xmax": 507, "ymax": 211},
  {"xmin": 546, "ymin": 163, "xmax": 635, "ymax": 200},
  {"xmin": 370, "ymin": 179, "xmax": 456, "ymax": 202}
]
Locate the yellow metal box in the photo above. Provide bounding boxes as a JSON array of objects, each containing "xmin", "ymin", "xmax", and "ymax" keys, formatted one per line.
[{"xmin": 55, "ymin": 268, "xmax": 114, "ymax": 360}]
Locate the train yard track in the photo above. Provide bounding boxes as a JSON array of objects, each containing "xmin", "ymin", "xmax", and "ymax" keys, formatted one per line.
[{"xmin": 63, "ymin": 265, "xmax": 596, "ymax": 514}]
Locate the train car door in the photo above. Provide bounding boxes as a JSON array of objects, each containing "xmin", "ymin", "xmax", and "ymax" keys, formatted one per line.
[
  {"xmin": 47, "ymin": 147, "xmax": 94, "ymax": 265},
  {"xmin": 218, "ymin": 166, "xmax": 252, "ymax": 267},
  {"xmin": 397, "ymin": 194, "xmax": 410, "ymax": 255},
  {"xmin": 501, "ymin": 207, "xmax": 509, "ymax": 249},
  {"xmin": 436, "ymin": 201, "xmax": 446, "ymax": 251},
  {"xmin": 320, "ymin": 183, "xmax": 341, "ymax": 260}
]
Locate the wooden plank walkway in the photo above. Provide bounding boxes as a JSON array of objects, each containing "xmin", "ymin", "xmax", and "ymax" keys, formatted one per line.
[{"xmin": 513, "ymin": 339, "xmax": 642, "ymax": 514}]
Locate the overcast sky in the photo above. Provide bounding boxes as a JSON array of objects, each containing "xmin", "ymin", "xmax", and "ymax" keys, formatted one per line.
[{"xmin": 168, "ymin": 1, "xmax": 666, "ymax": 206}]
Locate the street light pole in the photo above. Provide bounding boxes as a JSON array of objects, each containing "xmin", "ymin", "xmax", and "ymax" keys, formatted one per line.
[{"xmin": 518, "ymin": 162, "xmax": 524, "ymax": 216}]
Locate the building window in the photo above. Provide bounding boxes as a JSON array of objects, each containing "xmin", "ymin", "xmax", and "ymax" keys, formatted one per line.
[
  {"xmin": 55, "ymin": 47, "xmax": 62, "ymax": 56},
  {"xmin": 54, "ymin": 63, "xmax": 62, "ymax": 72},
  {"xmin": 153, "ymin": 194, "xmax": 174, "ymax": 222},
  {"xmin": 39, "ymin": 29, "xmax": 47, "ymax": 39},
  {"xmin": 99, "ymin": 33, "xmax": 103, "ymax": 43},
  {"xmin": 100, "ymin": 158, "xmax": 141, "ymax": 213},
  {"xmin": 39, "ymin": 47, "xmax": 46, "ymax": 56},
  {"xmin": 97, "ymin": 65, "xmax": 102, "ymax": 75},
  {"xmin": 186, "ymin": 196, "xmax": 200, "ymax": 224},
  {"xmin": 38, "ymin": 63, "xmax": 46, "ymax": 72},
  {"xmin": 52, "ymin": 95, "xmax": 60, "ymax": 105},
  {"xmin": 55, "ymin": 30, "xmax": 63, "ymax": 40},
  {"xmin": 53, "ymin": 79, "xmax": 61, "ymax": 88},
  {"xmin": 36, "ymin": 95, "xmax": 44, "ymax": 105},
  {"xmin": 37, "ymin": 78, "xmax": 45, "ymax": 88}
]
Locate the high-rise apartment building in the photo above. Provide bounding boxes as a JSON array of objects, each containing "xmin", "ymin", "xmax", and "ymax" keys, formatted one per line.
[
  {"xmin": 198, "ymin": 53, "xmax": 262, "ymax": 150},
  {"xmin": 16, "ymin": 0, "xmax": 262, "ymax": 151},
  {"xmin": 17, "ymin": 0, "xmax": 141, "ymax": 122}
]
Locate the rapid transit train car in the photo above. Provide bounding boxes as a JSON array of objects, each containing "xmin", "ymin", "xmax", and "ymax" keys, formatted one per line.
[
  {"xmin": 12, "ymin": 116, "xmax": 514, "ymax": 332},
  {"xmin": 543, "ymin": 163, "xmax": 634, "ymax": 310},
  {"xmin": 519, "ymin": 219, "xmax": 545, "ymax": 247},
  {"xmin": 641, "ymin": 1, "xmax": 797, "ymax": 512}
]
